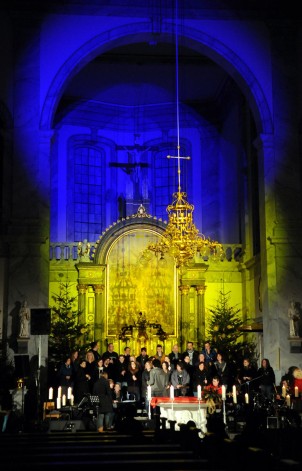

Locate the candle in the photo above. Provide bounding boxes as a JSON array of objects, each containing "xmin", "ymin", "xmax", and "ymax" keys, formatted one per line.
[
  {"xmin": 56, "ymin": 397, "xmax": 61, "ymax": 409},
  {"xmin": 282, "ymin": 385, "xmax": 286, "ymax": 398},
  {"xmin": 295, "ymin": 386, "xmax": 299, "ymax": 398},
  {"xmin": 58, "ymin": 386, "xmax": 62, "ymax": 398},
  {"xmin": 67, "ymin": 387, "xmax": 72, "ymax": 399},
  {"xmin": 232, "ymin": 385, "xmax": 237, "ymax": 404},
  {"xmin": 197, "ymin": 385, "xmax": 202, "ymax": 400},
  {"xmin": 62, "ymin": 394, "xmax": 66, "ymax": 406},
  {"xmin": 147, "ymin": 385, "xmax": 152, "ymax": 400},
  {"xmin": 245, "ymin": 393, "xmax": 249, "ymax": 404},
  {"xmin": 70, "ymin": 394, "xmax": 74, "ymax": 406},
  {"xmin": 222, "ymin": 385, "xmax": 226, "ymax": 401},
  {"xmin": 48, "ymin": 387, "xmax": 53, "ymax": 400},
  {"xmin": 286, "ymin": 394, "xmax": 291, "ymax": 407},
  {"xmin": 170, "ymin": 385, "xmax": 174, "ymax": 400}
]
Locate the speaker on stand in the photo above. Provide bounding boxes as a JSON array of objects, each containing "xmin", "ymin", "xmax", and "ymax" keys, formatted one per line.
[{"xmin": 30, "ymin": 309, "xmax": 51, "ymax": 424}]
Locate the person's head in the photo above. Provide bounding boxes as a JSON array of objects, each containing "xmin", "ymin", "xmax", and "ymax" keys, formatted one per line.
[
  {"xmin": 145, "ymin": 360, "xmax": 153, "ymax": 371},
  {"xmin": 164, "ymin": 355, "xmax": 170, "ymax": 363},
  {"xmin": 176, "ymin": 361, "xmax": 184, "ymax": 371},
  {"xmin": 156, "ymin": 344, "xmax": 163, "ymax": 353},
  {"xmin": 152, "ymin": 359, "xmax": 162, "ymax": 368},
  {"xmin": 204, "ymin": 341, "xmax": 211, "ymax": 351},
  {"xmin": 162, "ymin": 361, "xmax": 169, "ymax": 371},
  {"xmin": 118, "ymin": 354, "xmax": 125, "ymax": 362},
  {"xmin": 183, "ymin": 354, "xmax": 190, "ymax": 364},
  {"xmin": 65, "ymin": 357, "xmax": 71, "ymax": 366},
  {"xmin": 86, "ymin": 351, "xmax": 95, "ymax": 362},
  {"xmin": 97, "ymin": 358, "xmax": 104, "ymax": 367},
  {"xmin": 124, "ymin": 346, "xmax": 130, "ymax": 355},
  {"xmin": 140, "ymin": 347, "xmax": 147, "ymax": 356},
  {"xmin": 187, "ymin": 342, "xmax": 194, "ymax": 351},
  {"xmin": 107, "ymin": 343, "xmax": 114, "ymax": 352},
  {"xmin": 261, "ymin": 358, "xmax": 270, "ymax": 368},
  {"xmin": 198, "ymin": 361, "xmax": 206, "ymax": 370},
  {"xmin": 80, "ymin": 359, "xmax": 86, "ymax": 368},
  {"xmin": 212, "ymin": 376, "xmax": 220, "ymax": 386},
  {"xmin": 114, "ymin": 383, "xmax": 121, "ymax": 393},
  {"xmin": 217, "ymin": 353, "xmax": 224, "ymax": 362},
  {"xmin": 243, "ymin": 358, "xmax": 250, "ymax": 367},
  {"xmin": 90, "ymin": 341, "xmax": 99, "ymax": 351},
  {"xmin": 129, "ymin": 360, "xmax": 138, "ymax": 370},
  {"xmin": 103, "ymin": 357, "xmax": 110, "ymax": 366},
  {"xmin": 108, "ymin": 378, "xmax": 115, "ymax": 388},
  {"xmin": 198, "ymin": 353, "xmax": 206, "ymax": 362},
  {"xmin": 172, "ymin": 344, "xmax": 179, "ymax": 353},
  {"xmin": 71, "ymin": 350, "xmax": 78, "ymax": 360}
]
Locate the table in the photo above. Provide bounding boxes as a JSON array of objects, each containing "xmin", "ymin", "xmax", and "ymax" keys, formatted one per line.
[{"xmin": 150, "ymin": 397, "xmax": 208, "ymax": 435}]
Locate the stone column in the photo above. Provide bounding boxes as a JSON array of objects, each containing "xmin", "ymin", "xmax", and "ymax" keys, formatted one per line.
[
  {"xmin": 93, "ymin": 284, "xmax": 105, "ymax": 342},
  {"xmin": 178, "ymin": 284, "xmax": 190, "ymax": 351},
  {"xmin": 196, "ymin": 284, "xmax": 207, "ymax": 347},
  {"xmin": 77, "ymin": 284, "xmax": 87, "ymax": 325}
]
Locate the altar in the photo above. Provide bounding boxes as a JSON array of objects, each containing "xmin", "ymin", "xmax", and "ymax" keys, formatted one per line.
[{"xmin": 150, "ymin": 397, "xmax": 208, "ymax": 436}]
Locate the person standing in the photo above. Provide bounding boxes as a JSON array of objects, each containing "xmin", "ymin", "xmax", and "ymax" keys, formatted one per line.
[
  {"xmin": 201, "ymin": 341, "xmax": 217, "ymax": 368},
  {"xmin": 147, "ymin": 359, "xmax": 169, "ymax": 397},
  {"xmin": 257, "ymin": 358, "xmax": 276, "ymax": 400},
  {"xmin": 169, "ymin": 344, "xmax": 181, "ymax": 368},
  {"xmin": 182, "ymin": 341, "xmax": 199, "ymax": 367},
  {"xmin": 92, "ymin": 374, "xmax": 114, "ymax": 432},
  {"xmin": 136, "ymin": 347, "xmax": 149, "ymax": 371},
  {"xmin": 89, "ymin": 341, "xmax": 102, "ymax": 362},
  {"xmin": 170, "ymin": 361, "xmax": 191, "ymax": 397}
]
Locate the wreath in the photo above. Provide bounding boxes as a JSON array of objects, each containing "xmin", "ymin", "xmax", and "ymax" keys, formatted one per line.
[{"xmin": 202, "ymin": 388, "xmax": 222, "ymax": 414}]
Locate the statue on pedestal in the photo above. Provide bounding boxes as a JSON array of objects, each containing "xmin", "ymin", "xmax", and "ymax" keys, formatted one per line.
[
  {"xmin": 19, "ymin": 300, "xmax": 30, "ymax": 338},
  {"xmin": 288, "ymin": 300, "xmax": 301, "ymax": 338}
]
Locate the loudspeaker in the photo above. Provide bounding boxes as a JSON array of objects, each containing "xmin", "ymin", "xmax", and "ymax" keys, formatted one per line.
[
  {"xmin": 30, "ymin": 308, "xmax": 51, "ymax": 335},
  {"xmin": 14, "ymin": 354, "xmax": 30, "ymax": 378},
  {"xmin": 48, "ymin": 420, "xmax": 86, "ymax": 432}
]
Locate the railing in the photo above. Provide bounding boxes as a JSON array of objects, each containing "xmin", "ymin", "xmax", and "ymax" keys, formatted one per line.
[{"xmin": 49, "ymin": 242, "xmax": 243, "ymax": 263}]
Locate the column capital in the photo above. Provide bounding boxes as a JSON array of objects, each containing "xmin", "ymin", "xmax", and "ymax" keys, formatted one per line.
[
  {"xmin": 196, "ymin": 285, "xmax": 207, "ymax": 295},
  {"xmin": 77, "ymin": 284, "xmax": 87, "ymax": 294},
  {"xmin": 93, "ymin": 284, "xmax": 105, "ymax": 294},
  {"xmin": 179, "ymin": 284, "xmax": 190, "ymax": 296}
]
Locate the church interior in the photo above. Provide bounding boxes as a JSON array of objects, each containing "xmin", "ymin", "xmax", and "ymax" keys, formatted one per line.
[{"xmin": 0, "ymin": 1, "xmax": 302, "ymax": 463}]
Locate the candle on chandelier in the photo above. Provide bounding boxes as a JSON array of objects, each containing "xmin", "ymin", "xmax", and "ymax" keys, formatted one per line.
[
  {"xmin": 286, "ymin": 394, "xmax": 291, "ymax": 407},
  {"xmin": 147, "ymin": 385, "xmax": 152, "ymax": 400},
  {"xmin": 67, "ymin": 387, "xmax": 72, "ymax": 399},
  {"xmin": 48, "ymin": 387, "xmax": 53, "ymax": 400},
  {"xmin": 62, "ymin": 394, "xmax": 66, "ymax": 406},
  {"xmin": 232, "ymin": 385, "xmax": 237, "ymax": 404},
  {"xmin": 245, "ymin": 393, "xmax": 249, "ymax": 404},
  {"xmin": 197, "ymin": 385, "xmax": 202, "ymax": 400},
  {"xmin": 295, "ymin": 386, "xmax": 299, "ymax": 398},
  {"xmin": 222, "ymin": 385, "xmax": 226, "ymax": 401},
  {"xmin": 170, "ymin": 385, "xmax": 175, "ymax": 400}
]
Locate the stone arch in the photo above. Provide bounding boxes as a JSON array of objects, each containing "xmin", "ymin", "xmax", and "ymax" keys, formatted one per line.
[{"xmin": 40, "ymin": 21, "xmax": 273, "ymax": 136}]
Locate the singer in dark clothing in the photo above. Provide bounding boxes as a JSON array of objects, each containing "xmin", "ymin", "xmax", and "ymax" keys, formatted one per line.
[
  {"xmin": 92, "ymin": 375, "xmax": 114, "ymax": 432},
  {"xmin": 257, "ymin": 358, "xmax": 276, "ymax": 400}
]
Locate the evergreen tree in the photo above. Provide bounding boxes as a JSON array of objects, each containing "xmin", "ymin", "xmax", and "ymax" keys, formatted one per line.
[
  {"xmin": 48, "ymin": 281, "xmax": 90, "ymax": 365},
  {"xmin": 206, "ymin": 290, "xmax": 257, "ymax": 368}
]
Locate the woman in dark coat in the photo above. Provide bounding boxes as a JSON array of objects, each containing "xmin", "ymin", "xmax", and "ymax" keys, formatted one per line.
[
  {"xmin": 92, "ymin": 374, "xmax": 114, "ymax": 432},
  {"xmin": 73, "ymin": 359, "xmax": 90, "ymax": 405}
]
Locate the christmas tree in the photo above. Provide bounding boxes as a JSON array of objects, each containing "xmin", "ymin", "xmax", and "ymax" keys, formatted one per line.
[
  {"xmin": 206, "ymin": 290, "xmax": 257, "ymax": 368},
  {"xmin": 48, "ymin": 281, "xmax": 90, "ymax": 365}
]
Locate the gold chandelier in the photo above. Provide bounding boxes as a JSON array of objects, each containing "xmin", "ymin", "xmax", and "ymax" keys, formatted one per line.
[{"xmin": 148, "ymin": 1, "xmax": 225, "ymax": 269}]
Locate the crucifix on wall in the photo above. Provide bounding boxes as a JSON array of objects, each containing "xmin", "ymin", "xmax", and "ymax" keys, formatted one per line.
[{"xmin": 110, "ymin": 138, "xmax": 158, "ymax": 216}]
